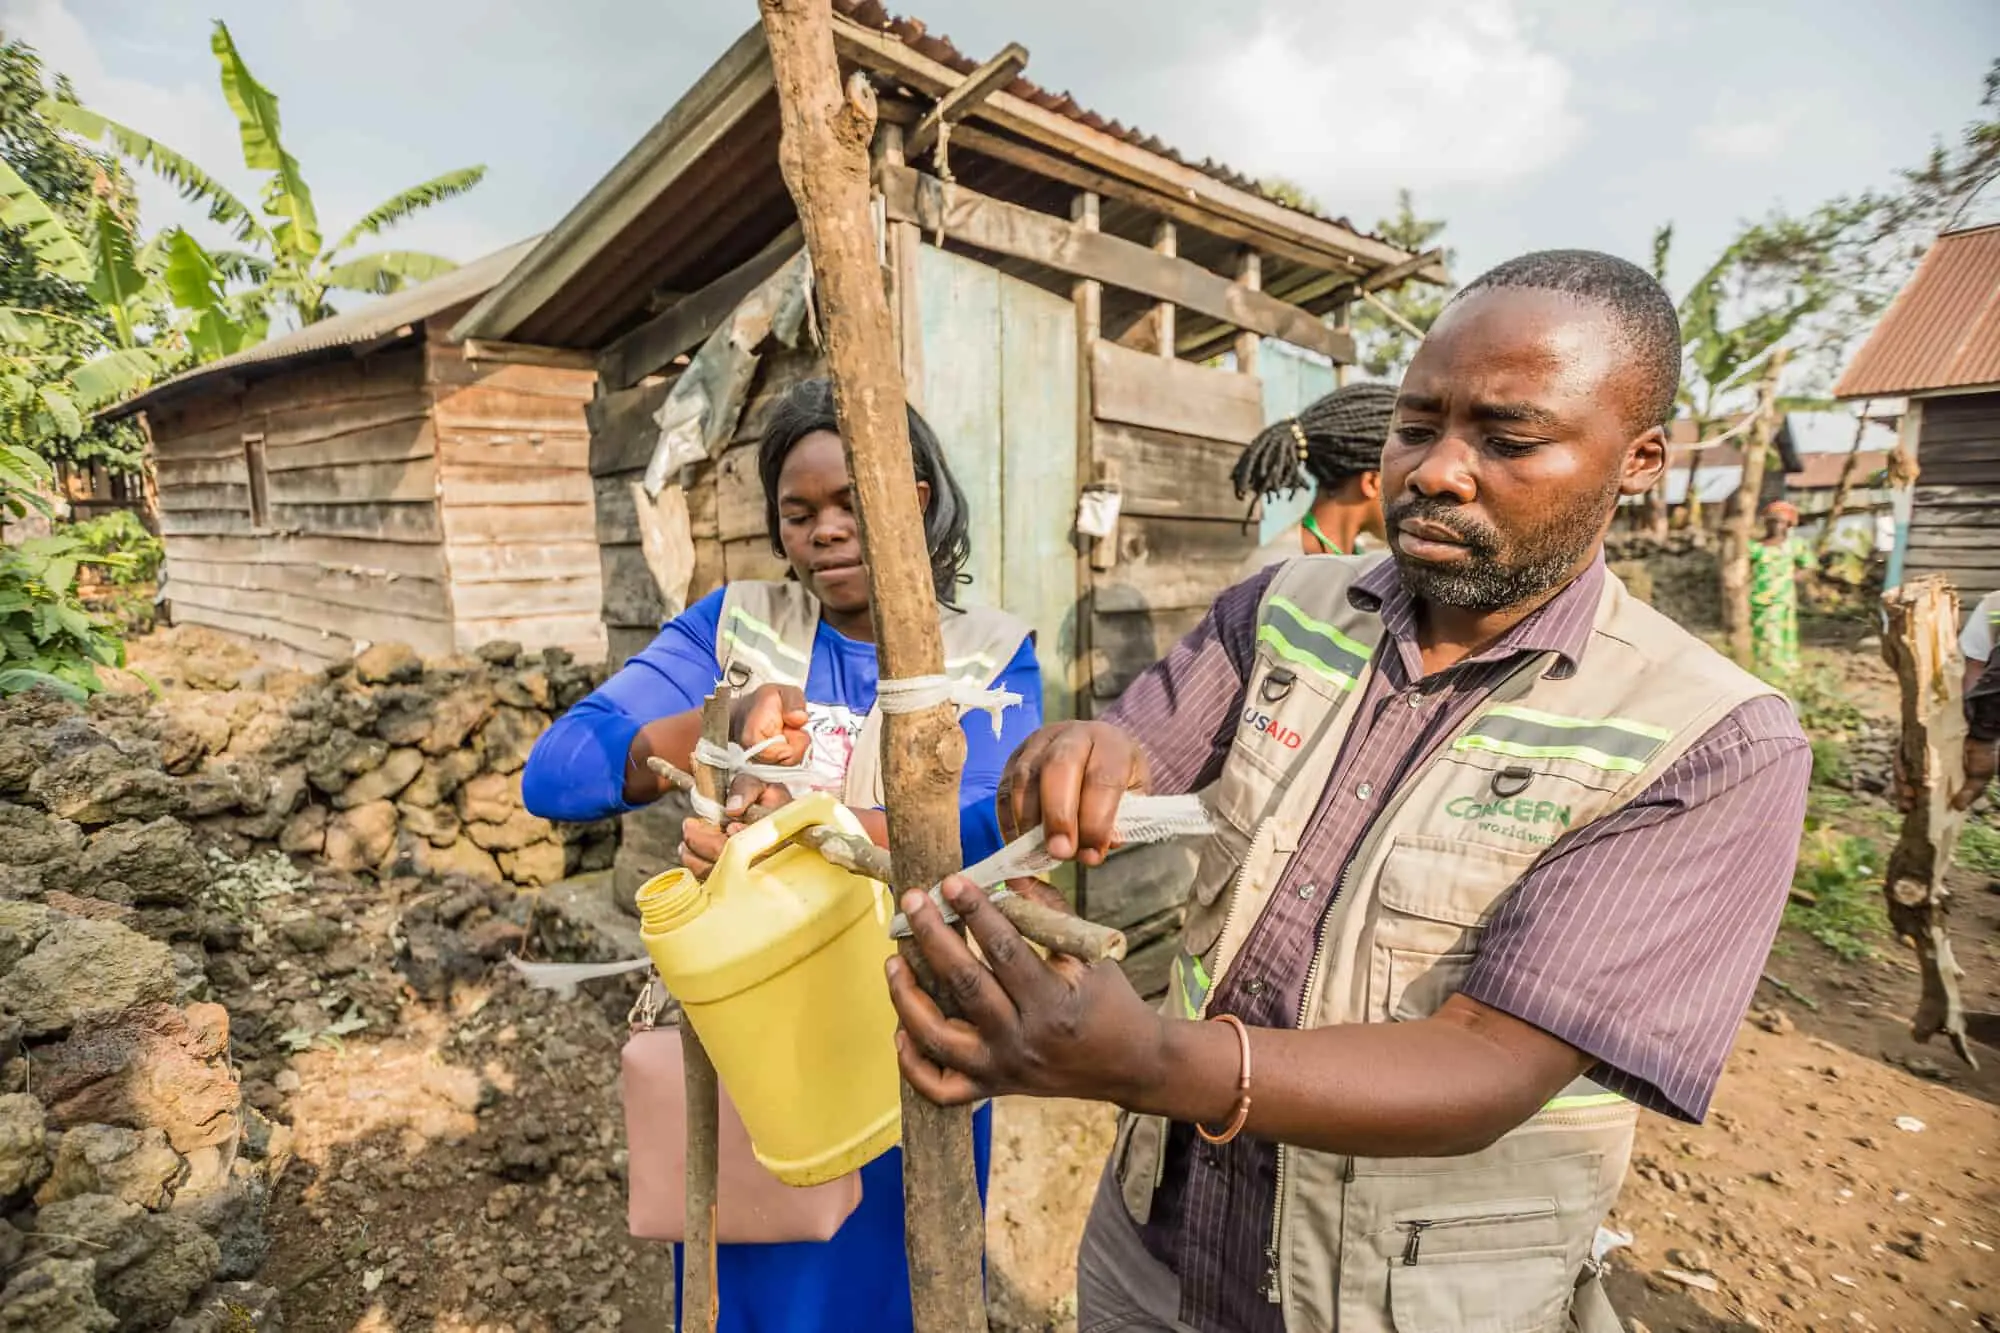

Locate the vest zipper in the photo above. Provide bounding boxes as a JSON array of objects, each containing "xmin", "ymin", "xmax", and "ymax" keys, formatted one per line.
[{"xmin": 1197, "ymin": 813, "xmax": 1276, "ymax": 1019}]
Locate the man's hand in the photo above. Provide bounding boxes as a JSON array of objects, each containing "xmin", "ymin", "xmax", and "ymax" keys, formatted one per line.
[
  {"xmin": 732, "ymin": 684, "xmax": 810, "ymax": 765},
  {"xmin": 886, "ymin": 876, "xmax": 1169, "ymax": 1107},
  {"xmin": 1954, "ymin": 737, "xmax": 1997, "ymax": 811},
  {"xmin": 997, "ymin": 722, "xmax": 1151, "ymax": 866}
]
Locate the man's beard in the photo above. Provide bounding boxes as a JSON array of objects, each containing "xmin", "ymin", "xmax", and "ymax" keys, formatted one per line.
[{"xmin": 1385, "ymin": 480, "xmax": 1618, "ymax": 612}]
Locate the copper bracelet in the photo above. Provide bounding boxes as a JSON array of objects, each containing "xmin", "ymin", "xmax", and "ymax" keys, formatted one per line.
[{"xmin": 1194, "ymin": 1013, "xmax": 1253, "ymax": 1145}]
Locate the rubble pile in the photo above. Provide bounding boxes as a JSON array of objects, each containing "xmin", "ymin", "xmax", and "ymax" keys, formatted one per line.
[{"xmin": 0, "ymin": 632, "xmax": 619, "ymax": 1329}]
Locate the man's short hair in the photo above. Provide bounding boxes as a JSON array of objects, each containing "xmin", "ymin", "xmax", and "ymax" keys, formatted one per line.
[{"xmin": 1453, "ymin": 250, "xmax": 1682, "ymax": 433}]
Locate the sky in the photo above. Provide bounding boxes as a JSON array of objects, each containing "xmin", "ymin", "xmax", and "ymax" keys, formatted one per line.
[{"xmin": 4, "ymin": 0, "xmax": 1995, "ymax": 311}]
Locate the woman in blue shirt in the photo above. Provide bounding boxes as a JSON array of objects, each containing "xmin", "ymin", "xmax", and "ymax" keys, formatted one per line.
[{"xmin": 522, "ymin": 378, "xmax": 1042, "ymax": 1333}]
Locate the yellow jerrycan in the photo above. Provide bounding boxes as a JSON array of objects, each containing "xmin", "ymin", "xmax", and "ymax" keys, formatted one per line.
[{"xmin": 635, "ymin": 790, "xmax": 902, "ymax": 1187}]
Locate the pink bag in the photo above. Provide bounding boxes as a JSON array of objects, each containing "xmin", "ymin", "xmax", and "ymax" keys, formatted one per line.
[{"xmin": 622, "ymin": 1017, "xmax": 863, "ymax": 1244}]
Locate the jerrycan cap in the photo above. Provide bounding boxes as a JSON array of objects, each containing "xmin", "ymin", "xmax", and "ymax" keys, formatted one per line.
[{"xmin": 635, "ymin": 866, "xmax": 709, "ymax": 936}]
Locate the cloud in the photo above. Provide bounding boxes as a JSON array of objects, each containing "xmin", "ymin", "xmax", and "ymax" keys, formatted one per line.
[
  {"xmin": 1695, "ymin": 96, "xmax": 1809, "ymax": 162},
  {"xmin": 1151, "ymin": 0, "xmax": 1582, "ymax": 216}
]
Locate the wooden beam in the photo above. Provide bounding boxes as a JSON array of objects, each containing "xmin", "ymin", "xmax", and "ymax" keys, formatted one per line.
[
  {"xmin": 1233, "ymin": 251, "xmax": 1261, "ymax": 375},
  {"xmin": 597, "ymin": 223, "xmax": 804, "ymax": 390},
  {"xmin": 906, "ymin": 41, "xmax": 1028, "ymax": 160},
  {"xmin": 834, "ymin": 15, "xmax": 1436, "ymax": 278},
  {"xmin": 880, "ymin": 165, "xmax": 1354, "ymax": 362},
  {"xmin": 453, "ymin": 26, "xmax": 775, "ymax": 344},
  {"xmin": 945, "ymin": 123, "xmax": 1344, "ymax": 275},
  {"xmin": 1151, "ymin": 221, "xmax": 1176, "ymax": 360},
  {"xmin": 460, "ymin": 339, "xmax": 597, "ymax": 372}
]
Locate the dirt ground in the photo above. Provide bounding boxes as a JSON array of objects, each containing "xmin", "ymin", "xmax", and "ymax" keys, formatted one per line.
[{"xmin": 223, "ymin": 614, "xmax": 1996, "ymax": 1333}]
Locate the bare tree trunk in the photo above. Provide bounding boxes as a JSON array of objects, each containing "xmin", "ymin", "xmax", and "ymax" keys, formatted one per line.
[
  {"xmin": 1683, "ymin": 444, "xmax": 1708, "ymax": 541},
  {"xmin": 1643, "ymin": 472, "xmax": 1669, "ymax": 542},
  {"xmin": 1815, "ymin": 406, "xmax": 1871, "ymax": 557},
  {"xmin": 757, "ymin": 4, "xmax": 987, "ymax": 1329},
  {"xmin": 1881, "ymin": 578, "xmax": 1978, "ymax": 1066},
  {"xmin": 1717, "ymin": 352, "xmax": 1788, "ymax": 666}
]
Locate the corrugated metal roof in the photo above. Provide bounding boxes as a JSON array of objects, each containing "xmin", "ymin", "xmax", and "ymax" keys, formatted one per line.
[
  {"xmin": 1835, "ymin": 223, "xmax": 2000, "ymax": 398},
  {"xmin": 833, "ymin": 0, "xmax": 1369, "ymax": 234},
  {"xmin": 106, "ymin": 237, "xmax": 540, "ymax": 419},
  {"xmin": 1780, "ymin": 410, "xmax": 1900, "ymax": 456}
]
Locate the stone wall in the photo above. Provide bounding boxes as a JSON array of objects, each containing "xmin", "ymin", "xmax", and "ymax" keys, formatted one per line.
[{"xmin": 113, "ymin": 628, "xmax": 616, "ymax": 893}]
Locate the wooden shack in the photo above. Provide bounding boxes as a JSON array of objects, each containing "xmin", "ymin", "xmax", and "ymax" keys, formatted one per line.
[
  {"xmin": 451, "ymin": 4, "xmax": 1444, "ymax": 981},
  {"xmin": 1836, "ymin": 222, "xmax": 2000, "ymax": 608},
  {"xmin": 110, "ymin": 240, "xmax": 605, "ymax": 668}
]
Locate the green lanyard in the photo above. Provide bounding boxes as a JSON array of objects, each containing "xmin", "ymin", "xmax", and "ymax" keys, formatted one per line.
[{"xmin": 1301, "ymin": 513, "xmax": 1344, "ymax": 555}]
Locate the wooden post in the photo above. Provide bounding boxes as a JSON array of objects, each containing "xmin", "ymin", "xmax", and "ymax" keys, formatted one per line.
[
  {"xmin": 1332, "ymin": 301, "xmax": 1352, "ymax": 386},
  {"xmin": 679, "ymin": 691, "xmax": 731, "ymax": 1333},
  {"xmin": 1717, "ymin": 351, "xmax": 1788, "ymax": 667},
  {"xmin": 1233, "ymin": 250, "xmax": 1261, "ymax": 376},
  {"xmin": 1151, "ymin": 220, "xmax": 1176, "ymax": 358},
  {"xmin": 875, "ymin": 122, "xmax": 927, "ymax": 411},
  {"xmin": 757, "ymin": 5, "xmax": 986, "ymax": 1329},
  {"xmin": 1884, "ymin": 400, "xmax": 1923, "ymax": 593},
  {"xmin": 1072, "ymin": 190, "xmax": 1103, "ymax": 721},
  {"xmin": 1815, "ymin": 404, "xmax": 1871, "ymax": 557},
  {"xmin": 1881, "ymin": 577, "xmax": 1977, "ymax": 1066}
]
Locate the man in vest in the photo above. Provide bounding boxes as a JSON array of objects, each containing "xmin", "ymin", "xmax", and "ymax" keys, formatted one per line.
[{"xmin": 886, "ymin": 250, "xmax": 1812, "ymax": 1333}]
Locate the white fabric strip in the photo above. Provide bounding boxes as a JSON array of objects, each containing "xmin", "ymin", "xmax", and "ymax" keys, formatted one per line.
[{"xmin": 875, "ymin": 673, "xmax": 1022, "ymax": 738}]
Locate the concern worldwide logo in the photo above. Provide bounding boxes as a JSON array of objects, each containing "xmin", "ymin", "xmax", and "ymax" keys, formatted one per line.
[{"xmin": 1445, "ymin": 794, "xmax": 1573, "ymax": 847}]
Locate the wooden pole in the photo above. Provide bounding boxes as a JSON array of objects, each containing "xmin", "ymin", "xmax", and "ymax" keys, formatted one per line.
[
  {"xmin": 1815, "ymin": 403, "xmax": 1871, "ymax": 557},
  {"xmin": 1880, "ymin": 578, "xmax": 1977, "ymax": 1066},
  {"xmin": 1717, "ymin": 351, "xmax": 1788, "ymax": 667},
  {"xmin": 757, "ymin": 5, "xmax": 986, "ymax": 1328},
  {"xmin": 1233, "ymin": 250, "xmax": 1262, "ymax": 376},
  {"xmin": 680, "ymin": 690, "xmax": 731, "ymax": 1333}
]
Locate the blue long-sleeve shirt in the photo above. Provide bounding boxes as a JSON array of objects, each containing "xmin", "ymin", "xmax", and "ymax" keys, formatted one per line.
[{"xmin": 523, "ymin": 587, "xmax": 1043, "ymax": 865}]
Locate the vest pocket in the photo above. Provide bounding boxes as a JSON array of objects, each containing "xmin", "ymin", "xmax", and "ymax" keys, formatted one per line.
[
  {"xmin": 1381, "ymin": 1196, "xmax": 1568, "ymax": 1332},
  {"xmin": 1369, "ymin": 836, "xmax": 1536, "ymax": 1022}
]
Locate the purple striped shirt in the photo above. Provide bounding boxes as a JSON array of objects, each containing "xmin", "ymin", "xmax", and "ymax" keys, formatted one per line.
[{"xmin": 1103, "ymin": 555, "xmax": 1810, "ymax": 1333}]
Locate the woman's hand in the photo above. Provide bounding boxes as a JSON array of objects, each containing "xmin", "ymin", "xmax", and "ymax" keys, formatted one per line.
[
  {"xmin": 732, "ymin": 684, "xmax": 811, "ymax": 765},
  {"xmin": 679, "ymin": 783, "xmax": 790, "ymax": 877}
]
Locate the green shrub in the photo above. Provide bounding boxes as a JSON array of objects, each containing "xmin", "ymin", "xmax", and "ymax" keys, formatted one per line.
[
  {"xmin": 66, "ymin": 509, "xmax": 162, "ymax": 585},
  {"xmin": 1960, "ymin": 818, "xmax": 2000, "ymax": 878},
  {"xmin": 1785, "ymin": 825, "xmax": 1886, "ymax": 960},
  {"xmin": 0, "ymin": 532, "xmax": 129, "ymax": 699}
]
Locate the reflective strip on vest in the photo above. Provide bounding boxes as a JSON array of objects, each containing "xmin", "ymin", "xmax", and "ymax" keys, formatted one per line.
[
  {"xmin": 722, "ymin": 606, "xmax": 811, "ymax": 685},
  {"xmin": 1170, "ymin": 952, "xmax": 1213, "ymax": 1020},
  {"xmin": 1258, "ymin": 595, "xmax": 1373, "ymax": 692},
  {"xmin": 1543, "ymin": 1089, "xmax": 1626, "ymax": 1112},
  {"xmin": 1452, "ymin": 702, "xmax": 1673, "ymax": 775}
]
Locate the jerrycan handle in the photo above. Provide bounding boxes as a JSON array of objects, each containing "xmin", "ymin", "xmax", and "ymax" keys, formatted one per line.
[{"xmin": 709, "ymin": 789, "xmax": 864, "ymax": 890}]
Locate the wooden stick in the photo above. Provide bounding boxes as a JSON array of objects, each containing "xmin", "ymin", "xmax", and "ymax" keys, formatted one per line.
[
  {"xmin": 758, "ymin": 6, "xmax": 986, "ymax": 1327},
  {"xmin": 645, "ymin": 761, "xmax": 1131, "ymax": 964},
  {"xmin": 681, "ymin": 690, "xmax": 732, "ymax": 1333},
  {"xmin": 1880, "ymin": 578, "xmax": 1976, "ymax": 1067},
  {"xmin": 1717, "ymin": 350, "xmax": 1788, "ymax": 666}
]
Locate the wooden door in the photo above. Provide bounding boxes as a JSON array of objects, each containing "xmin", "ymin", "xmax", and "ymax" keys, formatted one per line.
[{"xmin": 915, "ymin": 245, "xmax": 1080, "ymax": 720}]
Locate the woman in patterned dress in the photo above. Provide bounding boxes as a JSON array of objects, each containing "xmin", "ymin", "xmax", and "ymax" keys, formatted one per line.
[{"xmin": 1748, "ymin": 500, "xmax": 1813, "ymax": 678}]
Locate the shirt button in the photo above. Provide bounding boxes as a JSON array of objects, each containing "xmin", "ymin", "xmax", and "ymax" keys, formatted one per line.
[
  {"xmin": 1408, "ymin": 692, "xmax": 1424, "ymax": 709},
  {"xmin": 1297, "ymin": 884, "xmax": 1315, "ymax": 900},
  {"xmin": 1202, "ymin": 1144, "xmax": 1223, "ymax": 1167},
  {"xmin": 1356, "ymin": 782, "xmax": 1374, "ymax": 799},
  {"xmin": 1245, "ymin": 978, "xmax": 1266, "ymax": 996}
]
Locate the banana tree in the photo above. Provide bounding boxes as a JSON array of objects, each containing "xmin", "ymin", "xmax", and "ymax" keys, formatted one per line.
[
  {"xmin": 42, "ymin": 20, "xmax": 485, "ymax": 327},
  {"xmin": 0, "ymin": 157, "xmax": 168, "ymax": 442}
]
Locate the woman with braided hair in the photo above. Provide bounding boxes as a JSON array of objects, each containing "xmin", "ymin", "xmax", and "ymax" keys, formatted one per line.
[{"xmin": 1232, "ymin": 380, "xmax": 1399, "ymax": 577}]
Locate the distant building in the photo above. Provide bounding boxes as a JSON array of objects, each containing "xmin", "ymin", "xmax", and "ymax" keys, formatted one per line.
[
  {"xmin": 107, "ymin": 241, "xmax": 605, "ymax": 667},
  {"xmin": 1835, "ymin": 222, "xmax": 2000, "ymax": 606}
]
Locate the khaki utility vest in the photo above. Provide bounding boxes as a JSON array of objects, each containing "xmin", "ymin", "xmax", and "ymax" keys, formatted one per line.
[
  {"xmin": 1112, "ymin": 554, "xmax": 1775, "ymax": 1333},
  {"xmin": 714, "ymin": 580, "xmax": 1032, "ymax": 808}
]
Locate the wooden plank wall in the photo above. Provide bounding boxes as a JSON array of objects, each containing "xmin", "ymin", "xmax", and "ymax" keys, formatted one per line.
[
  {"xmin": 1080, "ymin": 340, "xmax": 1265, "ymax": 995},
  {"xmin": 153, "ymin": 346, "xmax": 458, "ymax": 667},
  {"xmin": 1913, "ymin": 391, "xmax": 2000, "ymax": 607},
  {"xmin": 587, "ymin": 345, "xmax": 820, "ymax": 665},
  {"xmin": 427, "ymin": 326, "xmax": 605, "ymax": 660},
  {"xmin": 1087, "ymin": 339, "xmax": 1263, "ymax": 698}
]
